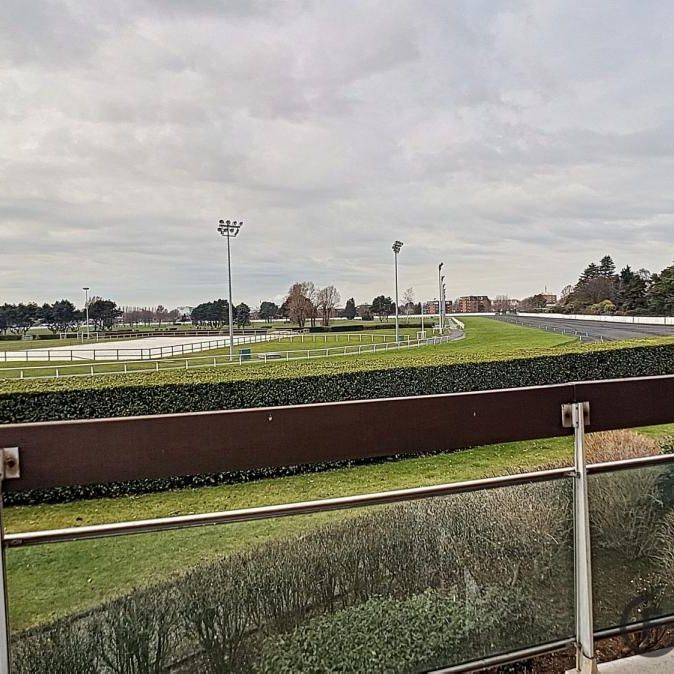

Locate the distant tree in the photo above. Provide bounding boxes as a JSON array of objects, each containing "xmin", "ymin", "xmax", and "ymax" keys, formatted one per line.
[
  {"xmin": 598, "ymin": 255, "xmax": 617, "ymax": 278},
  {"xmin": 577, "ymin": 262, "xmax": 601, "ymax": 287},
  {"xmin": 587, "ymin": 299, "xmax": 616, "ymax": 315},
  {"xmin": 155, "ymin": 305, "xmax": 169, "ymax": 327},
  {"xmin": 356, "ymin": 304, "xmax": 373, "ymax": 321},
  {"xmin": 492, "ymin": 295, "xmax": 511, "ymax": 314},
  {"xmin": 519, "ymin": 294, "xmax": 547, "ymax": 310},
  {"xmin": 574, "ymin": 276, "xmax": 617, "ymax": 306},
  {"xmin": 305, "ymin": 282, "xmax": 319, "ymax": 328},
  {"xmin": 40, "ymin": 300, "xmax": 80, "ymax": 334},
  {"xmin": 259, "ymin": 301, "xmax": 279, "ymax": 324},
  {"xmin": 402, "ymin": 288, "xmax": 415, "ymax": 323},
  {"xmin": 285, "ymin": 283, "xmax": 313, "ymax": 329},
  {"xmin": 618, "ymin": 266, "xmax": 648, "ymax": 312},
  {"xmin": 88, "ymin": 299, "xmax": 122, "ymax": 331},
  {"xmin": 191, "ymin": 300, "xmax": 229, "ymax": 328},
  {"xmin": 647, "ymin": 263, "xmax": 674, "ymax": 316},
  {"xmin": 344, "ymin": 298, "xmax": 357, "ymax": 320},
  {"xmin": 5, "ymin": 302, "xmax": 39, "ymax": 335},
  {"xmin": 371, "ymin": 295, "xmax": 394, "ymax": 322},
  {"xmin": 235, "ymin": 303, "xmax": 251, "ymax": 328},
  {"xmin": 167, "ymin": 309, "xmax": 181, "ymax": 323},
  {"xmin": 0, "ymin": 305, "xmax": 8, "ymax": 334},
  {"xmin": 317, "ymin": 285, "xmax": 341, "ymax": 327}
]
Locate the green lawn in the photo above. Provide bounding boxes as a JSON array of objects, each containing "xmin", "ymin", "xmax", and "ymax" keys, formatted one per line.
[
  {"xmin": 0, "ymin": 317, "xmax": 578, "ymax": 382},
  {"xmin": 7, "ymin": 422, "xmax": 674, "ymax": 632}
]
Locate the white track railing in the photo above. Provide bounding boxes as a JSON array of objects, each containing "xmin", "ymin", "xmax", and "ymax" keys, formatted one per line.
[{"xmin": 0, "ymin": 333, "xmax": 460, "ymax": 381}]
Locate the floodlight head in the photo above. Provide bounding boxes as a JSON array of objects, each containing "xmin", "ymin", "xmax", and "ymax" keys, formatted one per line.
[
  {"xmin": 218, "ymin": 219, "xmax": 243, "ymax": 237},
  {"xmin": 392, "ymin": 240, "xmax": 403, "ymax": 253}
]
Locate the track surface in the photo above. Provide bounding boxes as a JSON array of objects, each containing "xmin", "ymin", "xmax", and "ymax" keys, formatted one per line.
[
  {"xmin": 492, "ymin": 315, "xmax": 674, "ymax": 343},
  {"xmin": 0, "ymin": 335, "xmax": 277, "ymax": 361}
]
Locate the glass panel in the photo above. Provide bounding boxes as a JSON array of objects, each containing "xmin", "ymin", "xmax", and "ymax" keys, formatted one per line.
[
  {"xmin": 8, "ymin": 479, "xmax": 574, "ymax": 673},
  {"xmin": 590, "ymin": 461, "xmax": 674, "ymax": 632}
]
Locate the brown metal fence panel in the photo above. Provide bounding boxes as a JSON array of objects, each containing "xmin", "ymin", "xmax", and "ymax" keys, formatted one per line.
[{"xmin": 1, "ymin": 375, "xmax": 673, "ymax": 492}]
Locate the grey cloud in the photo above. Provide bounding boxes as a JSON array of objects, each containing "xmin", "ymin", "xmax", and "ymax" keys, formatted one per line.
[{"xmin": 2, "ymin": 0, "xmax": 674, "ymax": 306}]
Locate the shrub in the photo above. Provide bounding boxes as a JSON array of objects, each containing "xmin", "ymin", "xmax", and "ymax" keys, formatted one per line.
[
  {"xmin": 253, "ymin": 592, "xmax": 465, "ymax": 674},
  {"xmin": 3, "ymin": 340, "xmax": 674, "ymax": 427}
]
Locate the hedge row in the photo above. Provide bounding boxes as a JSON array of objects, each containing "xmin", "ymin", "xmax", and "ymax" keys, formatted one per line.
[{"xmin": 2, "ymin": 340, "xmax": 674, "ymax": 425}]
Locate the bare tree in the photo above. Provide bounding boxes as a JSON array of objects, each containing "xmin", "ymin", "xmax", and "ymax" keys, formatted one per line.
[
  {"xmin": 492, "ymin": 295, "xmax": 510, "ymax": 314},
  {"xmin": 285, "ymin": 282, "xmax": 313, "ymax": 329},
  {"xmin": 317, "ymin": 286, "xmax": 341, "ymax": 327},
  {"xmin": 155, "ymin": 305, "xmax": 169, "ymax": 327},
  {"xmin": 402, "ymin": 288, "xmax": 415, "ymax": 323}
]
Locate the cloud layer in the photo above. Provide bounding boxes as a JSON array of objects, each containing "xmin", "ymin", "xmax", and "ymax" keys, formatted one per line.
[{"xmin": 2, "ymin": 0, "xmax": 674, "ymax": 307}]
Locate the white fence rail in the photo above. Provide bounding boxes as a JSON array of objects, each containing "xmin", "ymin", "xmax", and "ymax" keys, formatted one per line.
[
  {"xmin": 517, "ymin": 312, "xmax": 674, "ymax": 326},
  {"xmin": 0, "ymin": 333, "xmax": 460, "ymax": 381}
]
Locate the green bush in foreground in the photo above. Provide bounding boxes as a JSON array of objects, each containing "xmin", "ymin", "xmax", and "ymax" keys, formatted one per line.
[
  {"xmin": 254, "ymin": 592, "xmax": 465, "ymax": 674},
  {"xmin": 12, "ymin": 437, "xmax": 673, "ymax": 673}
]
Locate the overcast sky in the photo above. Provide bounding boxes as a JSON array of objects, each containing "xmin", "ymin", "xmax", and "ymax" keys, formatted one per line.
[{"xmin": 2, "ymin": 1, "xmax": 674, "ymax": 309}]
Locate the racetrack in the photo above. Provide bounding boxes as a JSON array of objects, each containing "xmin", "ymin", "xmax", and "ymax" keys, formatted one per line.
[
  {"xmin": 491, "ymin": 315, "xmax": 674, "ymax": 342},
  {"xmin": 0, "ymin": 334, "xmax": 277, "ymax": 362}
]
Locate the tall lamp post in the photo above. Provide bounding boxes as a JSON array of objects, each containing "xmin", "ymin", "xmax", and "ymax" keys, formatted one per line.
[
  {"xmin": 82, "ymin": 287, "xmax": 90, "ymax": 340},
  {"xmin": 218, "ymin": 219, "xmax": 243, "ymax": 361},
  {"xmin": 438, "ymin": 262, "xmax": 444, "ymax": 331},
  {"xmin": 441, "ymin": 275, "xmax": 447, "ymax": 332},
  {"xmin": 392, "ymin": 240, "xmax": 403, "ymax": 343}
]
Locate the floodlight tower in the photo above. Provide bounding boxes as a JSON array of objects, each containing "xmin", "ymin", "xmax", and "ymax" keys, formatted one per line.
[
  {"xmin": 218, "ymin": 219, "xmax": 243, "ymax": 361},
  {"xmin": 392, "ymin": 240, "xmax": 404, "ymax": 343},
  {"xmin": 438, "ymin": 262, "xmax": 444, "ymax": 331},
  {"xmin": 82, "ymin": 287, "xmax": 90, "ymax": 339}
]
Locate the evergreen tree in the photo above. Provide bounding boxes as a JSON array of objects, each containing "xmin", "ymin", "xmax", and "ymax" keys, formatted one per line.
[
  {"xmin": 235, "ymin": 303, "xmax": 251, "ymax": 328},
  {"xmin": 647, "ymin": 263, "xmax": 674, "ymax": 316},
  {"xmin": 344, "ymin": 298, "xmax": 357, "ymax": 320},
  {"xmin": 598, "ymin": 255, "xmax": 616, "ymax": 277},
  {"xmin": 577, "ymin": 262, "xmax": 600, "ymax": 286},
  {"xmin": 618, "ymin": 266, "xmax": 647, "ymax": 312}
]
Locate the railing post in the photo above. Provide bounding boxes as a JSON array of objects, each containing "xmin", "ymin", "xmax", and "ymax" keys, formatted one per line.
[
  {"xmin": 566, "ymin": 401, "xmax": 597, "ymax": 674},
  {"xmin": 0, "ymin": 447, "xmax": 20, "ymax": 674}
]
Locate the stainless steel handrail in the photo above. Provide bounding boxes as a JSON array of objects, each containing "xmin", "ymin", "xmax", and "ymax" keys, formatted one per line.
[{"xmin": 4, "ymin": 466, "xmax": 574, "ymax": 547}]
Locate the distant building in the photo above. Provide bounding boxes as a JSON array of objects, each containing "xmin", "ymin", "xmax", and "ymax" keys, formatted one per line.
[
  {"xmin": 455, "ymin": 296, "xmax": 492, "ymax": 313},
  {"xmin": 542, "ymin": 293, "xmax": 557, "ymax": 306},
  {"xmin": 424, "ymin": 300, "xmax": 453, "ymax": 315}
]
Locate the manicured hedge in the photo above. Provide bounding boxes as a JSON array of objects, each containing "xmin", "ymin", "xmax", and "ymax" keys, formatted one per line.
[{"xmin": 2, "ymin": 340, "xmax": 674, "ymax": 425}]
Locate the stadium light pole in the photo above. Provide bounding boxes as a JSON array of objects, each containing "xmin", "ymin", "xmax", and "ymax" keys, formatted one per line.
[
  {"xmin": 218, "ymin": 219, "xmax": 243, "ymax": 361},
  {"xmin": 82, "ymin": 287, "xmax": 90, "ymax": 339},
  {"xmin": 440, "ymin": 274, "xmax": 447, "ymax": 330},
  {"xmin": 438, "ymin": 262, "xmax": 444, "ymax": 331},
  {"xmin": 392, "ymin": 241, "xmax": 403, "ymax": 343}
]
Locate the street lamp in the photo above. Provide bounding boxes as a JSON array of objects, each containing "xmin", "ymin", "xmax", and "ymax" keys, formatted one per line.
[
  {"xmin": 392, "ymin": 240, "xmax": 403, "ymax": 343},
  {"xmin": 217, "ymin": 219, "xmax": 243, "ymax": 361},
  {"xmin": 438, "ymin": 262, "xmax": 444, "ymax": 331},
  {"xmin": 82, "ymin": 287, "xmax": 90, "ymax": 340}
]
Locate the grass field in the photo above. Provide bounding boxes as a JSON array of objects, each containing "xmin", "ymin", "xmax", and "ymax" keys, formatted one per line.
[{"xmin": 0, "ymin": 318, "xmax": 575, "ymax": 381}]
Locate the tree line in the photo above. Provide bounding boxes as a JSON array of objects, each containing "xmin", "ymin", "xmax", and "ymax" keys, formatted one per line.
[
  {"xmin": 526, "ymin": 255, "xmax": 674, "ymax": 316},
  {"xmin": 0, "ymin": 298, "xmax": 123, "ymax": 335}
]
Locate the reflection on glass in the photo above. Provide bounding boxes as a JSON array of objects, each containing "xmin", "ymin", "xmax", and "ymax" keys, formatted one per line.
[
  {"xmin": 590, "ymin": 462, "xmax": 674, "ymax": 634},
  {"xmin": 8, "ymin": 479, "xmax": 574, "ymax": 673}
]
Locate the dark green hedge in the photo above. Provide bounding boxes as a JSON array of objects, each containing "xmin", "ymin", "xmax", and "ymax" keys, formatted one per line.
[{"xmin": 2, "ymin": 341, "xmax": 674, "ymax": 425}]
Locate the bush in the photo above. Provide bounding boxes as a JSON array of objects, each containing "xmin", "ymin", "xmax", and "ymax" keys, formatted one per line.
[
  {"xmin": 254, "ymin": 592, "xmax": 465, "ymax": 674},
  {"xmin": 14, "ymin": 460, "xmax": 674, "ymax": 673},
  {"xmin": 12, "ymin": 480, "xmax": 576, "ymax": 673}
]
